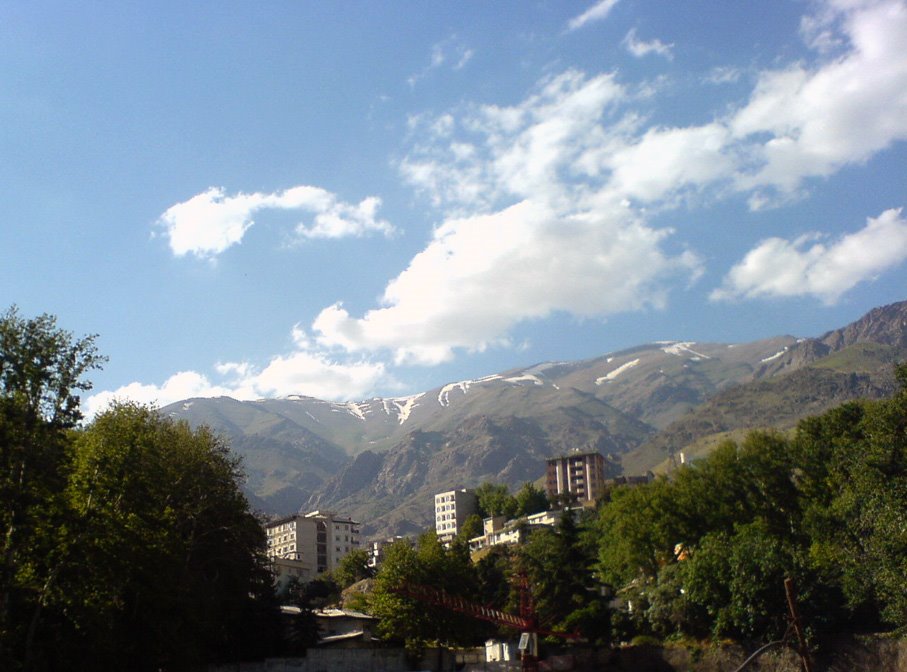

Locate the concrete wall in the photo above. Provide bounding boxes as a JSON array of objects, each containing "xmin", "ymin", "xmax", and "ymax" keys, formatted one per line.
[
  {"xmin": 210, "ymin": 647, "xmax": 454, "ymax": 672},
  {"xmin": 211, "ymin": 636, "xmax": 907, "ymax": 672}
]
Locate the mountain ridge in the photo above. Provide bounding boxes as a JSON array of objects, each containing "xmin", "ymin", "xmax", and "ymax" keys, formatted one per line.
[{"xmin": 162, "ymin": 299, "xmax": 907, "ymax": 538}]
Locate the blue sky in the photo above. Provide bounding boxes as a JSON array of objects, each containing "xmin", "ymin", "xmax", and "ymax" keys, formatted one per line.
[{"xmin": 2, "ymin": 0, "xmax": 906, "ymax": 416}]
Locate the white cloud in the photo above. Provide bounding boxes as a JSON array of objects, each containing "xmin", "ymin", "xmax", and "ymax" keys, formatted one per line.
[
  {"xmin": 407, "ymin": 36, "xmax": 474, "ymax": 87},
  {"xmin": 606, "ymin": 123, "xmax": 732, "ymax": 202},
  {"xmin": 712, "ymin": 207, "xmax": 907, "ymax": 303},
  {"xmin": 312, "ymin": 199, "xmax": 702, "ymax": 365},
  {"xmin": 138, "ymin": 0, "xmax": 907, "ymax": 405},
  {"xmin": 731, "ymin": 0, "xmax": 907, "ymax": 195},
  {"xmin": 85, "ymin": 327, "xmax": 389, "ymax": 418},
  {"xmin": 622, "ymin": 28, "xmax": 674, "ymax": 60},
  {"xmin": 703, "ymin": 66, "xmax": 742, "ymax": 85},
  {"xmin": 567, "ymin": 0, "xmax": 620, "ymax": 32},
  {"xmin": 84, "ymin": 371, "xmax": 238, "ymax": 419},
  {"xmin": 157, "ymin": 185, "xmax": 394, "ymax": 259},
  {"xmin": 330, "ymin": 0, "xmax": 907, "ymax": 363},
  {"xmin": 400, "ymin": 70, "xmax": 628, "ymax": 211}
]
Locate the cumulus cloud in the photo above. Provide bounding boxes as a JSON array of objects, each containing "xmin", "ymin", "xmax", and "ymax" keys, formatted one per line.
[
  {"xmin": 712, "ymin": 208, "xmax": 907, "ymax": 304},
  {"xmin": 731, "ymin": 0, "xmax": 907, "ymax": 196},
  {"xmin": 312, "ymin": 199, "xmax": 702, "ymax": 365},
  {"xmin": 139, "ymin": 0, "xmax": 907, "ymax": 399},
  {"xmin": 321, "ymin": 1, "xmax": 907, "ymax": 363},
  {"xmin": 400, "ymin": 70, "xmax": 628, "ymax": 211},
  {"xmin": 567, "ymin": 0, "xmax": 620, "ymax": 32},
  {"xmin": 85, "ymin": 327, "xmax": 389, "ymax": 418},
  {"xmin": 606, "ymin": 123, "xmax": 732, "ymax": 202},
  {"xmin": 622, "ymin": 28, "xmax": 674, "ymax": 60},
  {"xmin": 157, "ymin": 185, "xmax": 394, "ymax": 259}
]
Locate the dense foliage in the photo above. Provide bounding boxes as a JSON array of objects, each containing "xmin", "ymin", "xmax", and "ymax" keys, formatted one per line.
[
  {"xmin": 0, "ymin": 308, "xmax": 280, "ymax": 671},
  {"xmin": 372, "ymin": 365, "xmax": 907, "ymax": 649},
  {"xmin": 597, "ymin": 365, "xmax": 907, "ymax": 643}
]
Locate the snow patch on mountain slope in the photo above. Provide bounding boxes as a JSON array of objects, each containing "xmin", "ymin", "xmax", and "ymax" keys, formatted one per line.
[
  {"xmin": 437, "ymin": 374, "xmax": 503, "ymax": 406},
  {"xmin": 596, "ymin": 358, "xmax": 640, "ymax": 384},
  {"xmin": 661, "ymin": 342, "xmax": 711, "ymax": 359},
  {"xmin": 504, "ymin": 374, "xmax": 544, "ymax": 385},
  {"xmin": 522, "ymin": 362, "xmax": 564, "ymax": 376},
  {"xmin": 345, "ymin": 402, "xmax": 369, "ymax": 421},
  {"xmin": 384, "ymin": 394, "xmax": 424, "ymax": 424},
  {"xmin": 761, "ymin": 347, "xmax": 789, "ymax": 363}
]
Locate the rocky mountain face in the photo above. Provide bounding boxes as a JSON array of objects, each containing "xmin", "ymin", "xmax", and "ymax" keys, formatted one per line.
[{"xmin": 162, "ymin": 300, "xmax": 907, "ymax": 539}]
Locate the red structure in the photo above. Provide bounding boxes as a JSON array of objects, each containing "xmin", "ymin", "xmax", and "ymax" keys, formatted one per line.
[{"xmin": 395, "ymin": 573, "xmax": 579, "ymax": 672}]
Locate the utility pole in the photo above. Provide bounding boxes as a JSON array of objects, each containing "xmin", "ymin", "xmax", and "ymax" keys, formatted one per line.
[{"xmin": 784, "ymin": 578, "xmax": 813, "ymax": 672}]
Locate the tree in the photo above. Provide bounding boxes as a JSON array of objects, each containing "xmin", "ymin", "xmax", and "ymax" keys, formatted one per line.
[
  {"xmin": 795, "ymin": 366, "xmax": 907, "ymax": 629},
  {"xmin": 334, "ymin": 548, "xmax": 373, "ymax": 589},
  {"xmin": 475, "ymin": 482, "xmax": 517, "ymax": 519},
  {"xmin": 370, "ymin": 532, "xmax": 483, "ymax": 652},
  {"xmin": 518, "ymin": 509, "xmax": 608, "ymax": 642},
  {"xmin": 597, "ymin": 477, "xmax": 681, "ymax": 586},
  {"xmin": 457, "ymin": 513, "xmax": 484, "ymax": 542},
  {"xmin": 0, "ymin": 307, "xmax": 104, "ymax": 670},
  {"xmin": 513, "ymin": 482, "xmax": 549, "ymax": 517},
  {"xmin": 53, "ymin": 402, "xmax": 280, "ymax": 671}
]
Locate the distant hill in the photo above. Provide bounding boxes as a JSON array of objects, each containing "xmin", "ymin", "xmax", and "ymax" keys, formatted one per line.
[{"xmin": 162, "ymin": 299, "xmax": 907, "ymax": 538}]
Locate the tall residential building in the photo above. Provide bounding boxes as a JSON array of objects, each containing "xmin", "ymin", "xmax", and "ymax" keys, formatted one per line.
[
  {"xmin": 434, "ymin": 488, "xmax": 478, "ymax": 544},
  {"xmin": 545, "ymin": 451, "xmax": 606, "ymax": 503},
  {"xmin": 265, "ymin": 510, "xmax": 360, "ymax": 575}
]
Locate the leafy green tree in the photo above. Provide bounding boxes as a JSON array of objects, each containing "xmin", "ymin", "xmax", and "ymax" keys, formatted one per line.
[
  {"xmin": 796, "ymin": 366, "xmax": 907, "ymax": 629},
  {"xmin": 55, "ymin": 402, "xmax": 280, "ymax": 671},
  {"xmin": 513, "ymin": 482, "xmax": 549, "ymax": 517},
  {"xmin": 518, "ymin": 509, "xmax": 608, "ymax": 641},
  {"xmin": 0, "ymin": 307, "xmax": 104, "ymax": 670},
  {"xmin": 474, "ymin": 545, "xmax": 512, "ymax": 611},
  {"xmin": 370, "ymin": 532, "xmax": 483, "ymax": 652},
  {"xmin": 475, "ymin": 482, "xmax": 516, "ymax": 519},
  {"xmin": 457, "ymin": 513, "xmax": 484, "ymax": 542},
  {"xmin": 597, "ymin": 477, "xmax": 681, "ymax": 586},
  {"xmin": 683, "ymin": 520, "xmax": 808, "ymax": 640},
  {"xmin": 370, "ymin": 538, "xmax": 427, "ymax": 651},
  {"xmin": 334, "ymin": 548, "xmax": 373, "ymax": 589},
  {"xmin": 282, "ymin": 583, "xmax": 321, "ymax": 655}
]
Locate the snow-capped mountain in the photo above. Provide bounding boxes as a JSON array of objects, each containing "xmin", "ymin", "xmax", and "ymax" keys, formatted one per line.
[{"xmin": 162, "ymin": 300, "xmax": 907, "ymax": 538}]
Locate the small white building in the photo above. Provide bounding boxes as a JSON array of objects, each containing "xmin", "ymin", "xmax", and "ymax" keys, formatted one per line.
[
  {"xmin": 434, "ymin": 488, "xmax": 478, "ymax": 544},
  {"xmin": 366, "ymin": 535, "xmax": 412, "ymax": 569},
  {"xmin": 485, "ymin": 639, "xmax": 518, "ymax": 662},
  {"xmin": 265, "ymin": 510, "xmax": 360, "ymax": 575}
]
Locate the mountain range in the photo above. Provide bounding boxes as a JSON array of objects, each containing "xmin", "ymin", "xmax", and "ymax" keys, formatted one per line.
[{"xmin": 163, "ymin": 299, "xmax": 907, "ymax": 538}]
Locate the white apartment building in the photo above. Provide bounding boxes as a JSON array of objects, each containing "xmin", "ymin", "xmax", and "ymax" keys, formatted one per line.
[
  {"xmin": 434, "ymin": 488, "xmax": 478, "ymax": 544},
  {"xmin": 468, "ymin": 509, "xmax": 564, "ymax": 553},
  {"xmin": 265, "ymin": 510, "xmax": 360, "ymax": 575}
]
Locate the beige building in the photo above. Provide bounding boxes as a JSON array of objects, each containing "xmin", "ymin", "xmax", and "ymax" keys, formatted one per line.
[
  {"xmin": 265, "ymin": 510, "xmax": 360, "ymax": 575},
  {"xmin": 545, "ymin": 450, "xmax": 606, "ymax": 503},
  {"xmin": 468, "ymin": 509, "xmax": 564, "ymax": 553},
  {"xmin": 434, "ymin": 488, "xmax": 478, "ymax": 544}
]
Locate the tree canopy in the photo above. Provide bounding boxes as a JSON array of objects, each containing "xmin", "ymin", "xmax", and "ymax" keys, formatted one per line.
[{"xmin": 0, "ymin": 307, "xmax": 280, "ymax": 671}]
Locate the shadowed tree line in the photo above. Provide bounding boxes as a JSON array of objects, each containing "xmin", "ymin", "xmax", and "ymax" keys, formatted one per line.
[{"xmin": 0, "ymin": 307, "xmax": 281, "ymax": 672}]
